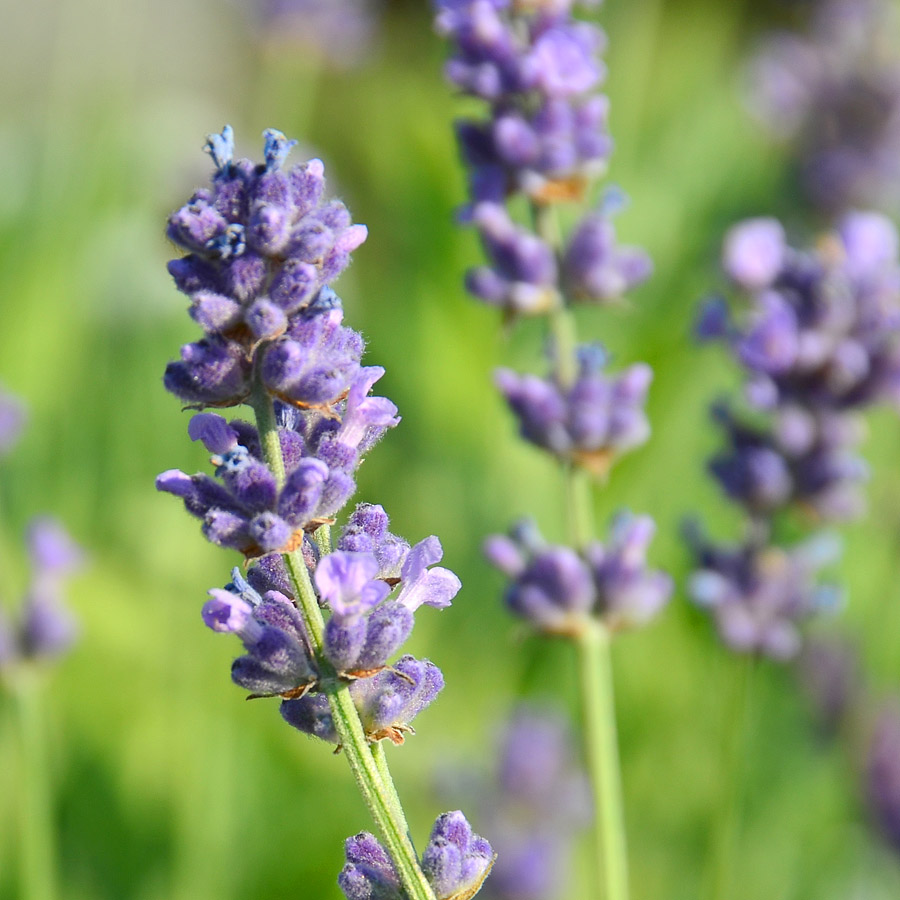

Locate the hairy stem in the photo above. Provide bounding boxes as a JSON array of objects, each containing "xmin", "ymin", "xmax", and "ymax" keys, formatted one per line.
[
  {"xmin": 15, "ymin": 673, "xmax": 57, "ymax": 900},
  {"xmin": 249, "ymin": 383, "xmax": 435, "ymax": 900}
]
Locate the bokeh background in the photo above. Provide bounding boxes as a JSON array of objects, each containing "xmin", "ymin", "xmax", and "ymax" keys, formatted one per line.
[{"xmin": 2, "ymin": 0, "xmax": 900, "ymax": 897}]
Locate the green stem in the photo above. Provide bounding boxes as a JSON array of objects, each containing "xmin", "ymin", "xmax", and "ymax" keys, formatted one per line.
[
  {"xmin": 371, "ymin": 741, "xmax": 414, "ymax": 847},
  {"xmin": 705, "ymin": 655, "xmax": 755, "ymax": 900},
  {"xmin": 249, "ymin": 384, "xmax": 435, "ymax": 900},
  {"xmin": 532, "ymin": 201, "xmax": 630, "ymax": 900},
  {"xmin": 577, "ymin": 622, "xmax": 629, "ymax": 900},
  {"xmin": 14, "ymin": 672, "xmax": 57, "ymax": 900}
]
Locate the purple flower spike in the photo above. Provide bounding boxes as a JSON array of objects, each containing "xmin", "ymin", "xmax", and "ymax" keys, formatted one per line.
[
  {"xmin": 338, "ymin": 832, "xmax": 404, "ymax": 900},
  {"xmin": 396, "ymin": 537, "xmax": 461, "ymax": 612},
  {"xmin": 164, "ymin": 130, "xmax": 370, "ymax": 412},
  {"xmin": 315, "ymin": 551, "xmax": 389, "ymax": 619},
  {"xmin": 421, "ymin": 811, "xmax": 494, "ymax": 900},
  {"xmin": 0, "ymin": 386, "xmax": 26, "ymax": 456}
]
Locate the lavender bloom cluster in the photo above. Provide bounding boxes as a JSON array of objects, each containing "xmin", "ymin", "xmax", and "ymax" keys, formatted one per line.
[
  {"xmin": 340, "ymin": 812, "xmax": 493, "ymax": 900},
  {"xmin": 434, "ymin": 1, "xmax": 653, "ymax": 466},
  {"xmin": 689, "ymin": 212, "xmax": 900, "ymax": 658},
  {"xmin": 160, "ymin": 129, "xmax": 465, "ymax": 743},
  {"xmin": 496, "ymin": 345, "xmax": 652, "ymax": 475},
  {"xmin": 486, "ymin": 514, "xmax": 672, "ymax": 635},
  {"xmin": 160, "ymin": 128, "xmax": 490, "ymax": 894},
  {"xmin": 0, "ymin": 518, "xmax": 82, "ymax": 669},
  {"xmin": 747, "ymin": 0, "xmax": 900, "ymax": 215},
  {"xmin": 434, "ymin": 0, "xmax": 651, "ymax": 319},
  {"xmin": 164, "ymin": 125, "xmax": 367, "ymax": 410}
]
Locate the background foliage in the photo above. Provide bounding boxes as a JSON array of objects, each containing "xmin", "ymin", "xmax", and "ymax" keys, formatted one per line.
[{"xmin": 1, "ymin": 0, "xmax": 900, "ymax": 897}]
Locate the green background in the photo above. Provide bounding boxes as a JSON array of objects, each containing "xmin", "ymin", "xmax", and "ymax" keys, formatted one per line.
[{"xmin": 1, "ymin": 0, "xmax": 900, "ymax": 897}]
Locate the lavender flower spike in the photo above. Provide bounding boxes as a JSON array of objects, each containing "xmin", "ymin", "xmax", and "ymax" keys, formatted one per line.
[{"xmin": 162, "ymin": 128, "xmax": 478, "ymax": 900}]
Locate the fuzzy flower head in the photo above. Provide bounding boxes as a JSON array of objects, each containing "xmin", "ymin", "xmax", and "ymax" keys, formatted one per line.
[{"xmin": 164, "ymin": 128, "xmax": 368, "ymax": 409}]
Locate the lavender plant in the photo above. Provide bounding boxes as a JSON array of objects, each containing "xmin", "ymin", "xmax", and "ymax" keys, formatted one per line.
[
  {"xmin": 432, "ymin": 3, "xmax": 671, "ymax": 898},
  {"xmin": 688, "ymin": 211, "xmax": 900, "ymax": 898},
  {"xmin": 158, "ymin": 126, "xmax": 491, "ymax": 900}
]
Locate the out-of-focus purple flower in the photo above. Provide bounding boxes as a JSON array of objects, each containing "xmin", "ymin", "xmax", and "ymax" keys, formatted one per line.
[
  {"xmin": 495, "ymin": 345, "xmax": 652, "ymax": 475},
  {"xmin": 716, "ymin": 213, "xmax": 900, "ymax": 413},
  {"xmin": 466, "ymin": 204, "xmax": 559, "ymax": 317},
  {"xmin": 0, "ymin": 386, "xmax": 26, "ymax": 457},
  {"xmin": 486, "ymin": 515, "xmax": 668, "ymax": 634},
  {"xmin": 722, "ymin": 219, "xmax": 786, "ymax": 290},
  {"xmin": 687, "ymin": 528, "xmax": 842, "ymax": 661},
  {"xmin": 1, "ymin": 518, "xmax": 84, "ymax": 666},
  {"xmin": 708, "ymin": 403, "xmax": 869, "ymax": 521},
  {"xmin": 866, "ymin": 702, "xmax": 900, "ymax": 854},
  {"xmin": 338, "ymin": 811, "xmax": 493, "ymax": 900},
  {"xmin": 436, "ymin": 2, "xmax": 611, "ymax": 205},
  {"xmin": 441, "ymin": 705, "xmax": 589, "ymax": 900}
]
